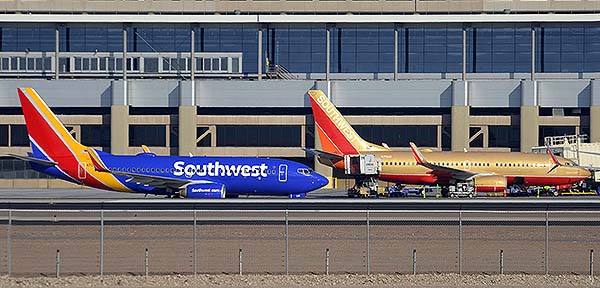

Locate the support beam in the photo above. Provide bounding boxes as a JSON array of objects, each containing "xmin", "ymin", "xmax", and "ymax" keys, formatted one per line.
[
  {"xmin": 591, "ymin": 80, "xmax": 600, "ymax": 143},
  {"xmin": 394, "ymin": 25, "xmax": 398, "ymax": 81},
  {"xmin": 531, "ymin": 26, "xmax": 536, "ymax": 80},
  {"xmin": 258, "ymin": 28, "xmax": 263, "ymax": 80},
  {"xmin": 179, "ymin": 81, "xmax": 196, "ymax": 156},
  {"xmin": 451, "ymin": 81, "xmax": 469, "ymax": 151},
  {"xmin": 326, "ymin": 27, "xmax": 331, "ymax": 81},
  {"xmin": 110, "ymin": 81, "xmax": 128, "ymax": 154},
  {"xmin": 179, "ymin": 106, "xmax": 197, "ymax": 156},
  {"xmin": 462, "ymin": 26, "xmax": 466, "ymax": 81},
  {"xmin": 520, "ymin": 80, "xmax": 539, "ymax": 152},
  {"xmin": 54, "ymin": 25, "xmax": 59, "ymax": 80}
]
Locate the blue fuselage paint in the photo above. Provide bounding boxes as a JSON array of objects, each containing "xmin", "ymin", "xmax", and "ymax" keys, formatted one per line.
[{"xmin": 31, "ymin": 149, "xmax": 329, "ymax": 196}]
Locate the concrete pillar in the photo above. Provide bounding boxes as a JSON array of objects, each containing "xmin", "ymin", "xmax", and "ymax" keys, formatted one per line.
[
  {"xmin": 110, "ymin": 81, "xmax": 129, "ymax": 155},
  {"xmin": 590, "ymin": 80, "xmax": 600, "ymax": 143},
  {"xmin": 179, "ymin": 81, "xmax": 196, "ymax": 156},
  {"xmin": 520, "ymin": 80, "xmax": 539, "ymax": 152},
  {"xmin": 451, "ymin": 81, "xmax": 469, "ymax": 151}
]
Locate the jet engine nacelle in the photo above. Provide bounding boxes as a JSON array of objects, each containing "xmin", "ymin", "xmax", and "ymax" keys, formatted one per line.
[
  {"xmin": 180, "ymin": 183, "xmax": 226, "ymax": 198},
  {"xmin": 473, "ymin": 175, "xmax": 507, "ymax": 193}
]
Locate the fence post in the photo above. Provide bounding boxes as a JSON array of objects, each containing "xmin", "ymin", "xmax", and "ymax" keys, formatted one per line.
[
  {"xmin": 285, "ymin": 209, "xmax": 289, "ymax": 275},
  {"xmin": 545, "ymin": 211, "xmax": 549, "ymax": 275},
  {"xmin": 7, "ymin": 209, "xmax": 11, "ymax": 276},
  {"xmin": 458, "ymin": 210, "xmax": 462, "ymax": 275},
  {"xmin": 55, "ymin": 249, "xmax": 60, "ymax": 278},
  {"xmin": 591, "ymin": 249, "xmax": 594, "ymax": 282},
  {"xmin": 144, "ymin": 248, "xmax": 149, "ymax": 276},
  {"xmin": 239, "ymin": 248, "xmax": 243, "ymax": 275},
  {"xmin": 100, "ymin": 209, "xmax": 104, "ymax": 276},
  {"xmin": 500, "ymin": 250, "xmax": 504, "ymax": 275},
  {"xmin": 366, "ymin": 209, "xmax": 370, "ymax": 275},
  {"xmin": 412, "ymin": 249, "xmax": 417, "ymax": 275},
  {"xmin": 325, "ymin": 248, "xmax": 330, "ymax": 275},
  {"xmin": 193, "ymin": 210, "xmax": 197, "ymax": 276}
]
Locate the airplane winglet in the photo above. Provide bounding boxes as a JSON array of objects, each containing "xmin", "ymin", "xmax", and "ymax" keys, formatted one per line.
[
  {"xmin": 86, "ymin": 149, "xmax": 110, "ymax": 172},
  {"xmin": 141, "ymin": 145, "xmax": 151, "ymax": 154},
  {"xmin": 409, "ymin": 142, "xmax": 427, "ymax": 165},
  {"xmin": 545, "ymin": 143, "xmax": 562, "ymax": 174}
]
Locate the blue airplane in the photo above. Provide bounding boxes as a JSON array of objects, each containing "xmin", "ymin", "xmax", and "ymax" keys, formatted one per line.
[{"xmin": 10, "ymin": 88, "xmax": 328, "ymax": 198}]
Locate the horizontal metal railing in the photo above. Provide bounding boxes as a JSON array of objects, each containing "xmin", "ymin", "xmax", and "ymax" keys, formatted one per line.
[{"xmin": 0, "ymin": 51, "xmax": 243, "ymax": 77}]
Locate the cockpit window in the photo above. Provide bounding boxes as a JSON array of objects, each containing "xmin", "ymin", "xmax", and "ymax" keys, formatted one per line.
[{"xmin": 297, "ymin": 168, "xmax": 312, "ymax": 176}]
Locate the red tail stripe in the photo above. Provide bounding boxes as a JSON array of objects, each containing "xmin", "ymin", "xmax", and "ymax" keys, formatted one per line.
[{"xmin": 309, "ymin": 97, "xmax": 359, "ymax": 155}]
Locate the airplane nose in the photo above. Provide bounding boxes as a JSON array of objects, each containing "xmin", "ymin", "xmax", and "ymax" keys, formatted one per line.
[
  {"xmin": 312, "ymin": 173, "xmax": 329, "ymax": 189},
  {"xmin": 581, "ymin": 168, "xmax": 592, "ymax": 177}
]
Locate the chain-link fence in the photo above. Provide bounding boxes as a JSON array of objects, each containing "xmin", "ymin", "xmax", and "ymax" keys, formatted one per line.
[{"xmin": 1, "ymin": 209, "xmax": 599, "ymax": 276}]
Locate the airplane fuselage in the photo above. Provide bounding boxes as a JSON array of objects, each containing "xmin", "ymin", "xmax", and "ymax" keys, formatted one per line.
[
  {"xmin": 32, "ymin": 152, "xmax": 326, "ymax": 196},
  {"xmin": 369, "ymin": 150, "xmax": 590, "ymax": 186}
]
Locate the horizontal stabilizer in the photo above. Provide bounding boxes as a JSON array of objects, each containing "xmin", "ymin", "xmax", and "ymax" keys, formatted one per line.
[
  {"xmin": 6, "ymin": 154, "xmax": 57, "ymax": 166},
  {"xmin": 303, "ymin": 148, "xmax": 344, "ymax": 161}
]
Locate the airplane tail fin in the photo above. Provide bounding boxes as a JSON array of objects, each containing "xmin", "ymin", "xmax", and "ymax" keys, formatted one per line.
[
  {"xmin": 307, "ymin": 90, "xmax": 388, "ymax": 156},
  {"xmin": 17, "ymin": 88, "xmax": 87, "ymax": 162}
]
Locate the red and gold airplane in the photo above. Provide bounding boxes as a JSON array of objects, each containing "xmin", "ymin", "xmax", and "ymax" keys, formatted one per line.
[{"xmin": 306, "ymin": 90, "xmax": 591, "ymax": 192}]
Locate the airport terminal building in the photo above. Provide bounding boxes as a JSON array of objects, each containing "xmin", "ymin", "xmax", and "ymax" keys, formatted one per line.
[{"xmin": 0, "ymin": 0, "xmax": 600, "ymax": 186}]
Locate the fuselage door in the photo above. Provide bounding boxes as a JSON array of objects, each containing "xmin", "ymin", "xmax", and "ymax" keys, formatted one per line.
[
  {"xmin": 78, "ymin": 162, "xmax": 87, "ymax": 180},
  {"xmin": 278, "ymin": 164, "xmax": 288, "ymax": 182},
  {"xmin": 463, "ymin": 160, "xmax": 471, "ymax": 171}
]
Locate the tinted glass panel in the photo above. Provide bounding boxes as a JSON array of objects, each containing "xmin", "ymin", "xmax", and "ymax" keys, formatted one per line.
[
  {"xmin": 266, "ymin": 25, "xmax": 326, "ymax": 73},
  {"xmin": 61, "ymin": 24, "xmax": 123, "ymax": 52},
  {"xmin": 488, "ymin": 125, "xmax": 520, "ymax": 151},
  {"xmin": 196, "ymin": 127, "xmax": 211, "ymax": 147},
  {"xmin": 536, "ymin": 24, "xmax": 600, "ymax": 73},
  {"xmin": 405, "ymin": 26, "xmax": 462, "ymax": 73},
  {"xmin": 10, "ymin": 125, "xmax": 29, "ymax": 147},
  {"xmin": 1, "ymin": 25, "xmax": 55, "ymax": 52},
  {"xmin": 198, "ymin": 25, "xmax": 258, "ymax": 73},
  {"xmin": 0, "ymin": 125, "xmax": 7, "ymax": 146},
  {"xmin": 467, "ymin": 25, "xmax": 531, "ymax": 73},
  {"xmin": 216, "ymin": 125, "xmax": 301, "ymax": 147},
  {"xmin": 129, "ymin": 125, "xmax": 167, "ymax": 147},
  {"xmin": 331, "ymin": 25, "xmax": 394, "ymax": 73},
  {"xmin": 354, "ymin": 125, "xmax": 437, "ymax": 147},
  {"xmin": 80, "ymin": 125, "xmax": 111, "ymax": 148},
  {"xmin": 130, "ymin": 25, "xmax": 190, "ymax": 52},
  {"xmin": 539, "ymin": 126, "xmax": 576, "ymax": 145}
]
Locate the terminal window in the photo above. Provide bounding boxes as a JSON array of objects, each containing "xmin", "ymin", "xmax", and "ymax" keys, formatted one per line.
[
  {"xmin": 80, "ymin": 124, "xmax": 111, "ymax": 148},
  {"xmin": 354, "ymin": 125, "xmax": 437, "ymax": 147},
  {"xmin": 216, "ymin": 125, "xmax": 301, "ymax": 147},
  {"xmin": 129, "ymin": 125, "xmax": 167, "ymax": 147},
  {"xmin": 488, "ymin": 125, "xmax": 520, "ymax": 151},
  {"xmin": 0, "ymin": 125, "xmax": 7, "ymax": 146},
  {"xmin": 10, "ymin": 125, "xmax": 28, "ymax": 147}
]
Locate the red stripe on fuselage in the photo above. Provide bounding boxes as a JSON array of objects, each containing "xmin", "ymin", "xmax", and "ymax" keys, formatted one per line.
[
  {"xmin": 18, "ymin": 89, "xmax": 111, "ymax": 190},
  {"xmin": 380, "ymin": 173, "xmax": 586, "ymax": 187},
  {"xmin": 309, "ymin": 97, "xmax": 359, "ymax": 155}
]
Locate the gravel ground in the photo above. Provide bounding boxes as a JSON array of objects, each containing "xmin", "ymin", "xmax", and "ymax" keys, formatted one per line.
[{"xmin": 0, "ymin": 274, "xmax": 599, "ymax": 288}]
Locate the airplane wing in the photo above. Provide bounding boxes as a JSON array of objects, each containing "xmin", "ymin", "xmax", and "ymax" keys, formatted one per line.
[
  {"xmin": 5, "ymin": 154, "xmax": 57, "ymax": 166},
  {"xmin": 86, "ymin": 149, "xmax": 192, "ymax": 189},
  {"xmin": 303, "ymin": 148, "xmax": 344, "ymax": 162},
  {"xmin": 409, "ymin": 142, "xmax": 484, "ymax": 181}
]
